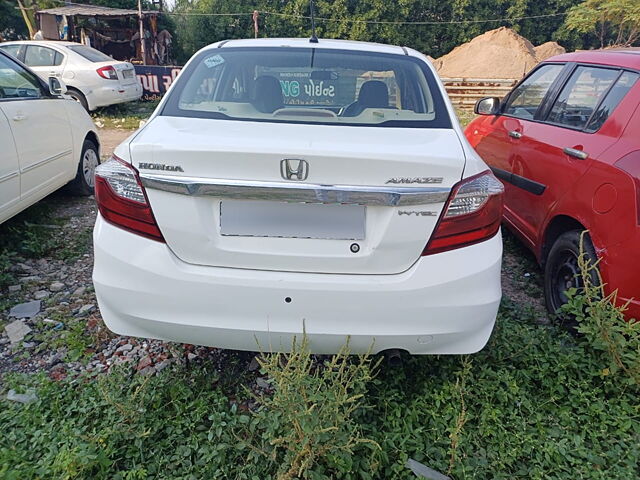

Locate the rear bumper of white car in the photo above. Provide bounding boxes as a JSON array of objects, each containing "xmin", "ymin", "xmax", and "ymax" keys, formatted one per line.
[
  {"xmin": 88, "ymin": 82, "xmax": 142, "ymax": 110},
  {"xmin": 93, "ymin": 216, "xmax": 502, "ymax": 355}
]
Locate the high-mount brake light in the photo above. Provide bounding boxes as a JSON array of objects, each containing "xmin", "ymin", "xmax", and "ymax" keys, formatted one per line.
[
  {"xmin": 423, "ymin": 171, "xmax": 504, "ymax": 255},
  {"xmin": 94, "ymin": 156, "xmax": 165, "ymax": 242}
]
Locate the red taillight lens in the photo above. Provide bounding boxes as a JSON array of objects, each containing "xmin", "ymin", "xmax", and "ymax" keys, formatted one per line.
[
  {"xmin": 96, "ymin": 65, "xmax": 118, "ymax": 80},
  {"xmin": 422, "ymin": 171, "xmax": 504, "ymax": 255},
  {"xmin": 95, "ymin": 156, "xmax": 165, "ymax": 242},
  {"xmin": 615, "ymin": 151, "xmax": 640, "ymax": 225}
]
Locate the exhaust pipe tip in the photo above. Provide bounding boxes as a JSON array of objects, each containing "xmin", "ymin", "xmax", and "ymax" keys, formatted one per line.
[{"xmin": 383, "ymin": 349, "xmax": 405, "ymax": 368}]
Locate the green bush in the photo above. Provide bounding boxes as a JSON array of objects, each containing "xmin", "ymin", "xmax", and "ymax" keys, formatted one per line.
[
  {"xmin": 2, "ymin": 320, "xmax": 640, "ymax": 479},
  {"xmin": 250, "ymin": 338, "xmax": 381, "ymax": 480},
  {"xmin": 562, "ymin": 233, "xmax": 640, "ymax": 387}
]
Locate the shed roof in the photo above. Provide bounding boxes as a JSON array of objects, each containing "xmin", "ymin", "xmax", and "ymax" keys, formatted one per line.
[{"xmin": 37, "ymin": 4, "xmax": 157, "ymax": 17}]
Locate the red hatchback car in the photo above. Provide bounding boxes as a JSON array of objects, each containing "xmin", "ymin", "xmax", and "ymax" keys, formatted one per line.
[{"xmin": 465, "ymin": 49, "xmax": 640, "ymax": 319}]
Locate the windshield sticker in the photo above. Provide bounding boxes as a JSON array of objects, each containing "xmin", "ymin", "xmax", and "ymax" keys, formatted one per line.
[{"xmin": 204, "ymin": 55, "xmax": 225, "ymax": 69}]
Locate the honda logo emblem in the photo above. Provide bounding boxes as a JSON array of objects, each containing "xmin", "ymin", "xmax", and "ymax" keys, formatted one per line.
[{"xmin": 280, "ymin": 159, "xmax": 309, "ymax": 181}]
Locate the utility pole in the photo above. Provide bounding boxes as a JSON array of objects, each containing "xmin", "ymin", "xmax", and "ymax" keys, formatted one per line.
[
  {"xmin": 309, "ymin": 0, "xmax": 318, "ymax": 43},
  {"xmin": 138, "ymin": 0, "xmax": 146, "ymax": 65},
  {"xmin": 252, "ymin": 10, "xmax": 259, "ymax": 38},
  {"xmin": 16, "ymin": 0, "xmax": 35, "ymax": 38}
]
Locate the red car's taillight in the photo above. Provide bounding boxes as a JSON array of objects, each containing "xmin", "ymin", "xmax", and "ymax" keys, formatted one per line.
[
  {"xmin": 96, "ymin": 65, "xmax": 118, "ymax": 80},
  {"xmin": 615, "ymin": 151, "xmax": 640, "ymax": 225},
  {"xmin": 422, "ymin": 171, "xmax": 504, "ymax": 255},
  {"xmin": 95, "ymin": 156, "xmax": 165, "ymax": 242}
]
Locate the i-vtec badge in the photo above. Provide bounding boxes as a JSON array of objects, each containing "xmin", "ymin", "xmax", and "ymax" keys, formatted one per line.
[
  {"xmin": 138, "ymin": 162, "xmax": 184, "ymax": 172},
  {"xmin": 386, "ymin": 177, "xmax": 443, "ymax": 184},
  {"xmin": 398, "ymin": 210, "xmax": 437, "ymax": 217}
]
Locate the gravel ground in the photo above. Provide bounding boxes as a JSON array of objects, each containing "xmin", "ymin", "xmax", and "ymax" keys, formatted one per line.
[
  {"xmin": 0, "ymin": 128, "xmax": 233, "ymax": 382},
  {"xmin": 0, "ymin": 127, "xmax": 547, "ymax": 382}
]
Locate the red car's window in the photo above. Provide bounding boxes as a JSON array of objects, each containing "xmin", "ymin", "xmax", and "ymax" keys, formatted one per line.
[
  {"xmin": 503, "ymin": 64, "xmax": 564, "ymax": 120},
  {"xmin": 546, "ymin": 66, "xmax": 620, "ymax": 129},
  {"xmin": 586, "ymin": 71, "xmax": 639, "ymax": 132}
]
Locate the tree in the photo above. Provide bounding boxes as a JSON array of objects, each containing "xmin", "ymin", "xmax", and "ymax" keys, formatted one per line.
[
  {"xmin": 0, "ymin": 0, "xmax": 29, "ymax": 40},
  {"xmin": 565, "ymin": 0, "xmax": 640, "ymax": 47},
  {"xmin": 167, "ymin": 0, "xmax": 605, "ymax": 64}
]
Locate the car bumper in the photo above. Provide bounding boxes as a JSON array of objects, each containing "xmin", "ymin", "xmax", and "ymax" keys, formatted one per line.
[
  {"xmin": 93, "ymin": 216, "xmax": 502, "ymax": 355},
  {"xmin": 601, "ymin": 231, "xmax": 640, "ymax": 321},
  {"xmin": 88, "ymin": 82, "xmax": 142, "ymax": 109}
]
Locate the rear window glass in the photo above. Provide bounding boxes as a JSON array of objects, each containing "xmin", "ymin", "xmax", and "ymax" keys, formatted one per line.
[
  {"xmin": 66, "ymin": 45, "xmax": 113, "ymax": 62},
  {"xmin": 162, "ymin": 47, "xmax": 451, "ymax": 128},
  {"xmin": 585, "ymin": 71, "xmax": 638, "ymax": 132},
  {"xmin": 546, "ymin": 66, "xmax": 620, "ymax": 129}
]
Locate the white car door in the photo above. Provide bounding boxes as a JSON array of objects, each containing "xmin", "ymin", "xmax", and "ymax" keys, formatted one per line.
[
  {"xmin": 0, "ymin": 53, "xmax": 73, "ymax": 203},
  {"xmin": 0, "ymin": 107, "xmax": 20, "ymax": 222},
  {"xmin": 23, "ymin": 44, "xmax": 65, "ymax": 82}
]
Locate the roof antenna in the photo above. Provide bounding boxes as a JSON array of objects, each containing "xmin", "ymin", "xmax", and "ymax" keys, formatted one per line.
[{"xmin": 309, "ymin": 0, "xmax": 319, "ymax": 43}]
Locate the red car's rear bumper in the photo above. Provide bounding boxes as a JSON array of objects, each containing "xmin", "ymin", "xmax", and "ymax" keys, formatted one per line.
[{"xmin": 600, "ymin": 231, "xmax": 640, "ymax": 321}]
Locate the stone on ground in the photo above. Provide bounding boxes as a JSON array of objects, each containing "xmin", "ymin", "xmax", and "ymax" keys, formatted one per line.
[
  {"xmin": 5, "ymin": 320, "xmax": 32, "ymax": 345},
  {"xmin": 8, "ymin": 300, "xmax": 41, "ymax": 319}
]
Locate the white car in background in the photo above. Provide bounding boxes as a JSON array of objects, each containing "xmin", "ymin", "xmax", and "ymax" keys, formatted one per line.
[
  {"xmin": 0, "ymin": 40, "xmax": 142, "ymax": 111},
  {"xmin": 0, "ymin": 49, "xmax": 99, "ymax": 224},
  {"xmin": 93, "ymin": 38, "xmax": 503, "ymax": 355}
]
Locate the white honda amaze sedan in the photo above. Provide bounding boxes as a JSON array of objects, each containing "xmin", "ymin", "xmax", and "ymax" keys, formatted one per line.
[{"xmin": 93, "ymin": 38, "xmax": 503, "ymax": 355}]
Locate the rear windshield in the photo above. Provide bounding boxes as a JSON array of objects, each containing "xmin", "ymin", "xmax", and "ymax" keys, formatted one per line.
[
  {"xmin": 66, "ymin": 45, "xmax": 113, "ymax": 62},
  {"xmin": 162, "ymin": 47, "xmax": 451, "ymax": 128}
]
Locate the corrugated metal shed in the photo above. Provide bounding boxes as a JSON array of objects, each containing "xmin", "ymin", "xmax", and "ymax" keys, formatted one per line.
[{"xmin": 37, "ymin": 4, "xmax": 157, "ymax": 17}]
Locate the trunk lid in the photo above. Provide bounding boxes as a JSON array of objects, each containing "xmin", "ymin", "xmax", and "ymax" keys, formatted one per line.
[
  {"xmin": 130, "ymin": 116, "xmax": 465, "ymax": 274},
  {"xmin": 113, "ymin": 62, "xmax": 137, "ymax": 86},
  {"xmin": 95, "ymin": 60, "xmax": 137, "ymax": 86}
]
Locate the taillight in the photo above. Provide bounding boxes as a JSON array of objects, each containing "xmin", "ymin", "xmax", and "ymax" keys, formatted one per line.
[
  {"xmin": 95, "ymin": 156, "xmax": 165, "ymax": 242},
  {"xmin": 96, "ymin": 65, "xmax": 118, "ymax": 80},
  {"xmin": 615, "ymin": 151, "xmax": 640, "ymax": 225},
  {"xmin": 422, "ymin": 171, "xmax": 504, "ymax": 255}
]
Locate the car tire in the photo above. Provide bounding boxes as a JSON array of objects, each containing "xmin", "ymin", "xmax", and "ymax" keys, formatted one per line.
[
  {"xmin": 544, "ymin": 230, "xmax": 600, "ymax": 326},
  {"xmin": 67, "ymin": 139, "xmax": 100, "ymax": 196},
  {"xmin": 67, "ymin": 88, "xmax": 89, "ymax": 111}
]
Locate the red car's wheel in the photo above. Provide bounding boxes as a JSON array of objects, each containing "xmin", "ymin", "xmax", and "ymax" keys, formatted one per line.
[{"xmin": 544, "ymin": 230, "xmax": 600, "ymax": 327}]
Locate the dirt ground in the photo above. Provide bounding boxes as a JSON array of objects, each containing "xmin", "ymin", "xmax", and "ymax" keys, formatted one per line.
[{"xmin": 98, "ymin": 128, "xmax": 134, "ymax": 160}]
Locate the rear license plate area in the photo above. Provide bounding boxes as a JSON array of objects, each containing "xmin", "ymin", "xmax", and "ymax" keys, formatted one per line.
[{"xmin": 220, "ymin": 200, "xmax": 365, "ymax": 240}]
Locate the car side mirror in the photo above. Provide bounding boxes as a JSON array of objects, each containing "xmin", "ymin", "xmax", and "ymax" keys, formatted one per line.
[
  {"xmin": 474, "ymin": 97, "xmax": 501, "ymax": 116},
  {"xmin": 48, "ymin": 76, "xmax": 67, "ymax": 96}
]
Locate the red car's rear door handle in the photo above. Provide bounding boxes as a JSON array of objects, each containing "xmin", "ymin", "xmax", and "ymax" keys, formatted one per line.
[
  {"xmin": 508, "ymin": 130, "xmax": 522, "ymax": 139},
  {"xmin": 563, "ymin": 147, "xmax": 588, "ymax": 160}
]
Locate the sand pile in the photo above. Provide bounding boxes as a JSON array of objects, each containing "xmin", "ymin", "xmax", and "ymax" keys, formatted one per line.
[
  {"xmin": 534, "ymin": 41, "xmax": 566, "ymax": 61},
  {"xmin": 435, "ymin": 27, "xmax": 542, "ymax": 79}
]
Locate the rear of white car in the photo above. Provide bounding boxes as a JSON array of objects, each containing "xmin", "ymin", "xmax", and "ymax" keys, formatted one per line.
[
  {"xmin": 0, "ymin": 41, "xmax": 142, "ymax": 110},
  {"xmin": 66, "ymin": 45, "xmax": 142, "ymax": 110},
  {"xmin": 92, "ymin": 39, "xmax": 503, "ymax": 354}
]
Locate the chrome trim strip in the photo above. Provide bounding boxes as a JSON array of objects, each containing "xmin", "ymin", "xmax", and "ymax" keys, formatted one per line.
[
  {"xmin": 0, "ymin": 171, "xmax": 19, "ymax": 183},
  {"xmin": 139, "ymin": 174, "xmax": 451, "ymax": 206},
  {"xmin": 21, "ymin": 150, "xmax": 72, "ymax": 174}
]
